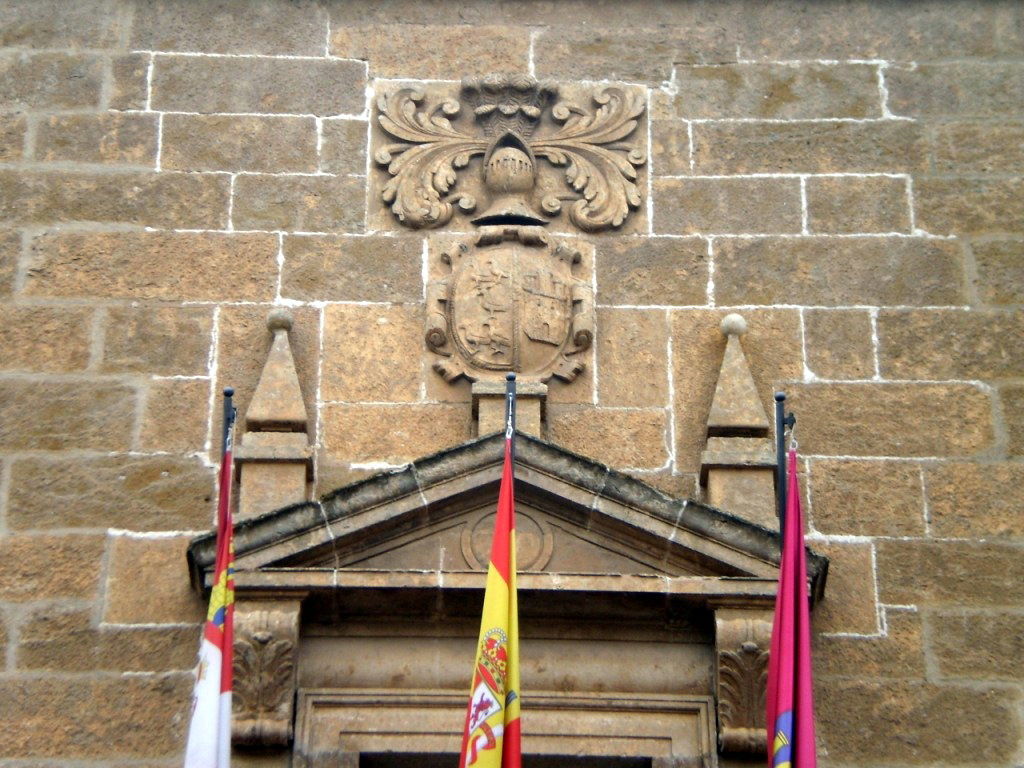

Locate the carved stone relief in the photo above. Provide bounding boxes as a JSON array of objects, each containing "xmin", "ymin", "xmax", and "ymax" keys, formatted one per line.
[
  {"xmin": 713, "ymin": 607, "xmax": 773, "ymax": 755},
  {"xmin": 426, "ymin": 226, "xmax": 594, "ymax": 383},
  {"xmin": 232, "ymin": 597, "xmax": 302, "ymax": 747},
  {"xmin": 370, "ymin": 74, "xmax": 648, "ymax": 234}
]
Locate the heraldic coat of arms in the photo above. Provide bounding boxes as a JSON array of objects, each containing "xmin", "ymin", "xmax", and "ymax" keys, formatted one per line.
[{"xmin": 373, "ymin": 73, "xmax": 646, "ymax": 384}]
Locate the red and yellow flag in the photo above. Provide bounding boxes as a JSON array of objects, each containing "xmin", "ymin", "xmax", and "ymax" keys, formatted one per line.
[{"xmin": 459, "ymin": 430, "xmax": 521, "ymax": 768}]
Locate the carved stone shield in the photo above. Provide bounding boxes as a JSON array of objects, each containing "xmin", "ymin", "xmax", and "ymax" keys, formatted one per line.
[{"xmin": 427, "ymin": 227, "xmax": 593, "ymax": 383}]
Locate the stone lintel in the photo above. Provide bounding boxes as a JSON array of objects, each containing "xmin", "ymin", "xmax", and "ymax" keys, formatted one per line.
[{"xmin": 472, "ymin": 380, "xmax": 547, "ymax": 437}]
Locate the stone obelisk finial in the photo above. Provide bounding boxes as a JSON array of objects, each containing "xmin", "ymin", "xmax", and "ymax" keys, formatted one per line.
[
  {"xmin": 234, "ymin": 309, "xmax": 313, "ymax": 520},
  {"xmin": 700, "ymin": 314, "xmax": 776, "ymax": 529}
]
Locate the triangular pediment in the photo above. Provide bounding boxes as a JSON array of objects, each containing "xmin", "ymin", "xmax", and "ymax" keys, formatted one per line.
[{"xmin": 189, "ymin": 433, "xmax": 827, "ymax": 604}]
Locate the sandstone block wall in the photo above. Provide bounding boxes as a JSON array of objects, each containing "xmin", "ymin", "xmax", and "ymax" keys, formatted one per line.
[{"xmin": 0, "ymin": 1, "xmax": 1021, "ymax": 765}]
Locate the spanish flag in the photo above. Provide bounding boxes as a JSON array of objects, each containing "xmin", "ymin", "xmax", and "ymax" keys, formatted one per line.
[
  {"xmin": 458, "ymin": 424, "xmax": 521, "ymax": 768},
  {"xmin": 184, "ymin": 390, "xmax": 236, "ymax": 768},
  {"xmin": 765, "ymin": 449, "xmax": 816, "ymax": 768}
]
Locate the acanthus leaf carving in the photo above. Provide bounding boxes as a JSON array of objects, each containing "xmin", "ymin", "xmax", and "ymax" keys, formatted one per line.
[
  {"xmin": 532, "ymin": 87, "xmax": 647, "ymax": 232},
  {"xmin": 714, "ymin": 609, "xmax": 772, "ymax": 755},
  {"xmin": 374, "ymin": 88, "xmax": 487, "ymax": 229},
  {"xmin": 374, "ymin": 76, "xmax": 646, "ymax": 233},
  {"xmin": 232, "ymin": 599, "xmax": 302, "ymax": 747}
]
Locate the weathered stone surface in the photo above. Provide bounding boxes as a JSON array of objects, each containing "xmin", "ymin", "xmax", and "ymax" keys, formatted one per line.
[
  {"xmin": 233, "ymin": 174, "xmax": 365, "ymax": 233},
  {"xmin": 734, "ymin": 2, "xmax": 1005, "ymax": 60},
  {"xmin": 322, "ymin": 404, "xmax": 469, "ymax": 464},
  {"xmin": 713, "ymin": 237, "xmax": 965, "ymax": 306},
  {"xmin": 547, "ymin": 406, "xmax": 668, "ymax": 470},
  {"xmin": 0, "ymin": 52, "xmax": 103, "ymax": 110},
  {"xmin": 534, "ymin": 27, "xmax": 733, "ymax": 84},
  {"xmin": 321, "ymin": 118, "xmax": 369, "ymax": 175},
  {"xmin": 650, "ymin": 120, "xmax": 691, "ymax": 176},
  {"xmin": 0, "ymin": 379, "xmax": 135, "ymax": 451},
  {"xmin": 1002, "ymin": 384, "xmax": 1024, "ymax": 456},
  {"xmin": 152, "ymin": 56, "xmax": 365, "ymax": 115},
  {"xmin": 809, "ymin": 459, "xmax": 925, "ymax": 536},
  {"xmin": 162, "ymin": 114, "xmax": 317, "ymax": 173},
  {"xmin": 0, "ymin": 306, "xmax": 91, "ymax": 373},
  {"xmin": 705, "ymin": 467, "xmax": 775, "ymax": 529},
  {"xmin": 878, "ymin": 309, "xmax": 1024, "ymax": 380},
  {"xmin": 104, "ymin": 535, "xmax": 205, "ymax": 624},
  {"xmin": 806, "ymin": 175, "xmax": 910, "ymax": 234},
  {"xmin": 332, "ymin": 25, "xmax": 528, "ymax": 78},
  {"xmin": 281, "ymin": 234, "xmax": 422, "ymax": 302},
  {"xmin": 139, "ymin": 377, "xmax": 210, "ymax": 453},
  {"xmin": 973, "ymin": 239, "xmax": 1024, "ymax": 305},
  {"xmin": 109, "ymin": 53, "xmax": 149, "ymax": 110},
  {"xmin": 808, "ymin": 540, "xmax": 878, "ymax": 635},
  {"xmin": 653, "ymin": 177, "xmax": 801, "ymax": 235},
  {"xmin": 34, "ymin": 113, "xmax": 158, "ymax": 166},
  {"xmin": 322, "ymin": 304, "xmax": 422, "ymax": 403},
  {"xmin": 0, "ymin": 229, "xmax": 17, "ymax": 297},
  {"xmin": 788, "ymin": 383, "xmax": 994, "ymax": 457},
  {"xmin": 692, "ymin": 120, "xmax": 926, "ymax": 174},
  {"xmin": 676, "ymin": 63, "xmax": 881, "ymax": 119},
  {"xmin": 238, "ymin": 454, "xmax": 308, "ymax": 521},
  {"xmin": 131, "ymin": 0, "xmax": 328, "ymax": 55},
  {"xmin": 596, "ymin": 308, "xmax": 668, "ymax": 407},
  {"xmin": 914, "ymin": 176, "xmax": 1024, "ymax": 235},
  {"xmin": 25, "ymin": 232, "xmax": 278, "ymax": 301},
  {"xmin": 927, "ymin": 610, "xmax": 1024, "ymax": 680},
  {"xmin": 0, "ymin": 535, "xmax": 103, "ymax": 601},
  {"xmin": 925, "ymin": 462, "xmax": 1024, "ymax": 537},
  {"xmin": 931, "ymin": 121, "xmax": 1024, "ymax": 173},
  {"xmin": 8, "ymin": 455, "xmax": 214, "ymax": 531},
  {"xmin": 0, "ymin": 115, "xmax": 24, "ymax": 162},
  {"xmin": 214, "ymin": 305, "xmax": 320, "ymax": 455},
  {"xmin": 672, "ymin": 309, "xmax": 801, "ymax": 472},
  {"xmin": 596, "ymin": 237, "xmax": 708, "ymax": 306},
  {"xmin": 17, "ymin": 607, "xmax": 197, "ymax": 672},
  {"xmin": 0, "ymin": 0, "xmax": 124, "ymax": 48},
  {"xmin": 0, "ymin": 170, "xmax": 229, "ymax": 228},
  {"xmin": 888, "ymin": 61, "xmax": 1024, "ymax": 118},
  {"xmin": 803, "ymin": 309, "xmax": 875, "ymax": 380},
  {"xmin": 816, "ymin": 680, "xmax": 1019, "ymax": 764},
  {"xmin": 102, "ymin": 306, "xmax": 213, "ymax": 375},
  {"xmin": 814, "ymin": 609, "xmax": 925, "ymax": 679},
  {"xmin": 0, "ymin": 675, "xmax": 191, "ymax": 759},
  {"xmin": 877, "ymin": 539, "xmax": 1024, "ymax": 607}
]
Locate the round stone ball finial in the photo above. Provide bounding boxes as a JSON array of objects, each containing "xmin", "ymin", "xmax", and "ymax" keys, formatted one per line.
[
  {"xmin": 267, "ymin": 308, "xmax": 293, "ymax": 332},
  {"xmin": 720, "ymin": 312, "xmax": 747, "ymax": 337}
]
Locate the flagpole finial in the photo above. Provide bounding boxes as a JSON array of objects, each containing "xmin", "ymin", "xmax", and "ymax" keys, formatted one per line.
[
  {"xmin": 775, "ymin": 391, "xmax": 785, "ymax": 402},
  {"xmin": 507, "ymin": 372, "xmax": 515, "ymax": 382},
  {"xmin": 224, "ymin": 386, "xmax": 234, "ymax": 397}
]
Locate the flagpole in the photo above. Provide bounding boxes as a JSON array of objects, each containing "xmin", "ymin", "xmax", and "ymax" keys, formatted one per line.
[
  {"xmin": 505, "ymin": 372, "xmax": 516, "ymax": 457},
  {"xmin": 774, "ymin": 392, "xmax": 795, "ymax": 540}
]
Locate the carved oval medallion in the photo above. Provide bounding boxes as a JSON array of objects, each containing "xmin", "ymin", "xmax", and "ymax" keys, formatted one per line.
[{"xmin": 462, "ymin": 508, "xmax": 553, "ymax": 571}]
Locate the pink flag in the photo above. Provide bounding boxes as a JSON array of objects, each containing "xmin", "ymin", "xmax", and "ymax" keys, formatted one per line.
[{"xmin": 765, "ymin": 449, "xmax": 816, "ymax": 768}]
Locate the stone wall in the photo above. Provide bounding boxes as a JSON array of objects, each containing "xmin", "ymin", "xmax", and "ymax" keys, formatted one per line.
[{"xmin": 0, "ymin": 0, "xmax": 1021, "ymax": 765}]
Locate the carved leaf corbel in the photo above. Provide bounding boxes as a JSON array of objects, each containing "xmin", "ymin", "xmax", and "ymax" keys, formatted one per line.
[
  {"xmin": 233, "ymin": 630, "xmax": 296, "ymax": 719},
  {"xmin": 375, "ymin": 88, "xmax": 488, "ymax": 229},
  {"xmin": 531, "ymin": 87, "xmax": 647, "ymax": 232}
]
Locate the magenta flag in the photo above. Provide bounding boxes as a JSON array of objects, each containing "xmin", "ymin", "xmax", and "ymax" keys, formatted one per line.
[{"xmin": 765, "ymin": 449, "xmax": 816, "ymax": 768}]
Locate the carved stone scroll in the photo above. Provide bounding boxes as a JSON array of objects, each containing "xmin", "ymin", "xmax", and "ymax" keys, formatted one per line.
[
  {"xmin": 232, "ymin": 597, "xmax": 302, "ymax": 747},
  {"xmin": 372, "ymin": 74, "xmax": 647, "ymax": 234},
  {"xmin": 713, "ymin": 606, "xmax": 773, "ymax": 755}
]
